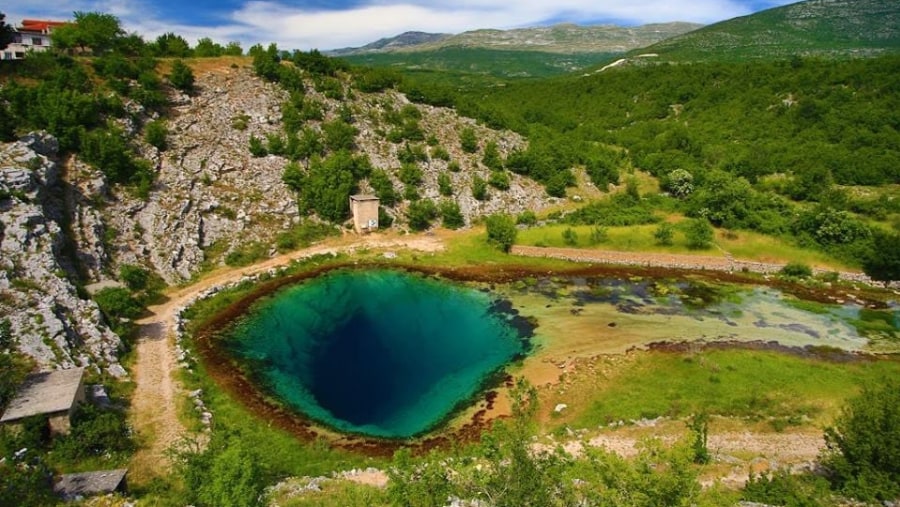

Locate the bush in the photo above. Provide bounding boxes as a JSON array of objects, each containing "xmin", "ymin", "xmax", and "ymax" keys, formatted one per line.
[
  {"xmin": 562, "ymin": 227, "xmax": 579, "ymax": 246},
  {"xmin": 517, "ymin": 210, "xmax": 537, "ymax": 226},
  {"xmin": 742, "ymin": 470, "xmax": 833, "ymax": 507},
  {"xmin": 472, "ymin": 175, "xmax": 488, "ymax": 201},
  {"xmin": 685, "ymin": 218, "xmax": 714, "ymax": 250},
  {"xmin": 248, "ymin": 136, "xmax": 267, "ymax": 157},
  {"xmin": 485, "ymin": 214, "xmax": 516, "ymax": 252},
  {"xmin": 654, "ymin": 222, "xmax": 675, "ymax": 246},
  {"xmin": 407, "ymin": 200, "xmax": 438, "ymax": 231},
  {"xmin": 119, "ymin": 264, "xmax": 149, "ymax": 291},
  {"xmin": 822, "ymin": 379, "xmax": 900, "ymax": 502},
  {"xmin": 488, "ymin": 170, "xmax": 510, "ymax": 190},
  {"xmin": 437, "ymin": 172, "xmax": 453, "ymax": 197},
  {"xmin": 440, "ymin": 200, "xmax": 464, "ymax": 229},
  {"xmin": 144, "ymin": 120, "xmax": 167, "ymax": 150},
  {"xmin": 780, "ymin": 262, "xmax": 813, "ymax": 278},
  {"xmin": 459, "ymin": 127, "xmax": 478, "ymax": 153},
  {"xmin": 54, "ymin": 404, "xmax": 134, "ymax": 460}
]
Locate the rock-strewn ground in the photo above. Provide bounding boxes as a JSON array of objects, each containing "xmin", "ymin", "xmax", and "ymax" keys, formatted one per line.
[{"xmin": 100, "ymin": 64, "xmax": 553, "ymax": 283}]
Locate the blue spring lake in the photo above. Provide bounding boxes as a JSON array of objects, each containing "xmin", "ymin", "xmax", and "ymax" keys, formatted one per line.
[{"xmin": 224, "ymin": 269, "xmax": 527, "ymax": 438}]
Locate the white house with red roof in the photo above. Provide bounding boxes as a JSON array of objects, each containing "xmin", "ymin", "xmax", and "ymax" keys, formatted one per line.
[{"xmin": 2, "ymin": 19, "xmax": 68, "ymax": 60}]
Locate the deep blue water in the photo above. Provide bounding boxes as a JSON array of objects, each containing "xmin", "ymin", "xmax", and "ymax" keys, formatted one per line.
[{"xmin": 224, "ymin": 270, "xmax": 525, "ymax": 438}]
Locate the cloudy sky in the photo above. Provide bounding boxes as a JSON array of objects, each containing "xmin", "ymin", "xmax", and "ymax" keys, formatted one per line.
[{"xmin": 7, "ymin": 0, "xmax": 798, "ymax": 50}]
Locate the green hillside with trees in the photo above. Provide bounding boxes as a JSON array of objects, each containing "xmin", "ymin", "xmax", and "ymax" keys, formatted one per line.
[{"xmin": 634, "ymin": 0, "xmax": 900, "ymax": 61}]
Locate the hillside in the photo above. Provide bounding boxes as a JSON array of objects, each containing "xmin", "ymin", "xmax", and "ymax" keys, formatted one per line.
[
  {"xmin": 338, "ymin": 22, "xmax": 702, "ymax": 55},
  {"xmin": 327, "ymin": 31, "xmax": 450, "ymax": 56},
  {"xmin": 336, "ymin": 23, "xmax": 702, "ymax": 79},
  {"xmin": 634, "ymin": 0, "xmax": 900, "ymax": 61}
]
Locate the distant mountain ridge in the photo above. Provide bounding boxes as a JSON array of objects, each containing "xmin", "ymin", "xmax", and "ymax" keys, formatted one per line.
[
  {"xmin": 328, "ymin": 32, "xmax": 450, "ymax": 56},
  {"xmin": 330, "ymin": 22, "xmax": 703, "ymax": 55},
  {"xmin": 633, "ymin": 0, "xmax": 900, "ymax": 60}
]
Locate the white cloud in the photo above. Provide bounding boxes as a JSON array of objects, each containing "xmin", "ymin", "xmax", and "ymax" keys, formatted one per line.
[{"xmin": 4, "ymin": 0, "xmax": 797, "ymax": 51}]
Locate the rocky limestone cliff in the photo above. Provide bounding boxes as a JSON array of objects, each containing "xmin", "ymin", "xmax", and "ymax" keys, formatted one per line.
[
  {"xmin": 0, "ymin": 133, "xmax": 125, "ymax": 377},
  {"xmin": 100, "ymin": 64, "xmax": 553, "ymax": 282}
]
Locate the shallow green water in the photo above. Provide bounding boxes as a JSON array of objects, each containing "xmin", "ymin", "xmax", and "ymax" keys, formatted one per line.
[{"xmin": 225, "ymin": 270, "xmax": 526, "ymax": 438}]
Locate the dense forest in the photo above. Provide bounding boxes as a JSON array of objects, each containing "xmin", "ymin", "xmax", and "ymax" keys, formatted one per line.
[{"xmin": 390, "ymin": 55, "xmax": 900, "ymax": 278}]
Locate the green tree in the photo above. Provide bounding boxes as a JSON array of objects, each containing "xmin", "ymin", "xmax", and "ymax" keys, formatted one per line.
[
  {"xmin": 169, "ymin": 59, "xmax": 195, "ymax": 92},
  {"xmin": 51, "ymin": 12, "xmax": 124, "ymax": 54},
  {"xmin": 823, "ymin": 379, "xmax": 900, "ymax": 502},
  {"xmin": 119, "ymin": 264, "xmax": 149, "ymax": 291},
  {"xmin": 299, "ymin": 152, "xmax": 367, "ymax": 222},
  {"xmin": 194, "ymin": 37, "xmax": 224, "ymax": 57},
  {"xmin": 144, "ymin": 120, "xmax": 167, "ymax": 151},
  {"xmin": 485, "ymin": 213, "xmax": 517, "ymax": 252},
  {"xmin": 482, "ymin": 140, "xmax": 503, "ymax": 170},
  {"xmin": 408, "ymin": 199, "xmax": 438, "ymax": 231},
  {"xmin": 489, "ymin": 170, "xmax": 510, "ymax": 190},
  {"xmin": 0, "ymin": 13, "xmax": 14, "ymax": 51},
  {"xmin": 685, "ymin": 218, "xmax": 714, "ymax": 250},
  {"xmin": 440, "ymin": 200, "xmax": 464, "ymax": 229},
  {"xmin": 323, "ymin": 119, "xmax": 358, "ymax": 152},
  {"xmin": 398, "ymin": 162, "xmax": 423, "ymax": 187},
  {"xmin": 199, "ymin": 442, "xmax": 265, "ymax": 507},
  {"xmin": 0, "ymin": 456, "xmax": 54, "ymax": 507},
  {"xmin": 224, "ymin": 41, "xmax": 243, "ymax": 56},
  {"xmin": 153, "ymin": 32, "xmax": 192, "ymax": 57},
  {"xmin": 94, "ymin": 287, "xmax": 142, "ymax": 322},
  {"xmin": 369, "ymin": 169, "xmax": 397, "ymax": 207},
  {"xmin": 862, "ymin": 232, "xmax": 900, "ymax": 282}
]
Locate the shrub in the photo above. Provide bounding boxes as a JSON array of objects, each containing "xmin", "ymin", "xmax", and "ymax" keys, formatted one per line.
[
  {"xmin": 516, "ymin": 210, "xmax": 537, "ymax": 226},
  {"xmin": 54, "ymin": 404, "xmax": 134, "ymax": 460},
  {"xmin": 472, "ymin": 175, "xmax": 488, "ymax": 201},
  {"xmin": 437, "ymin": 172, "xmax": 453, "ymax": 197},
  {"xmin": 780, "ymin": 262, "xmax": 813, "ymax": 279},
  {"xmin": 248, "ymin": 136, "xmax": 267, "ymax": 157},
  {"xmin": 685, "ymin": 218, "xmax": 714, "ymax": 250},
  {"xmin": 407, "ymin": 200, "xmax": 438, "ymax": 231},
  {"xmin": 822, "ymin": 379, "xmax": 900, "ymax": 502},
  {"xmin": 459, "ymin": 127, "xmax": 478, "ymax": 153},
  {"xmin": 488, "ymin": 170, "xmax": 510, "ymax": 190},
  {"xmin": 485, "ymin": 214, "xmax": 516, "ymax": 252},
  {"xmin": 440, "ymin": 200, "xmax": 464, "ymax": 229},
  {"xmin": 562, "ymin": 228, "xmax": 579, "ymax": 246},
  {"xmin": 589, "ymin": 226, "xmax": 609, "ymax": 245},
  {"xmin": 144, "ymin": 120, "xmax": 167, "ymax": 150},
  {"xmin": 119, "ymin": 264, "xmax": 149, "ymax": 291},
  {"xmin": 654, "ymin": 222, "xmax": 675, "ymax": 246}
]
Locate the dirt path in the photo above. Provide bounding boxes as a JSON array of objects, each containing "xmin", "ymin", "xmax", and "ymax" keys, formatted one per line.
[
  {"xmin": 511, "ymin": 245, "xmax": 874, "ymax": 284},
  {"xmin": 127, "ymin": 234, "xmax": 443, "ymax": 482}
]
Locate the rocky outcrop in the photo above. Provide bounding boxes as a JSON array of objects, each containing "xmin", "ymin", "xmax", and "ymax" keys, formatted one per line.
[{"xmin": 0, "ymin": 132, "xmax": 125, "ymax": 377}]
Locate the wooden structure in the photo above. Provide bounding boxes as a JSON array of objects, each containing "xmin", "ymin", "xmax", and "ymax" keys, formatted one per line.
[
  {"xmin": 54, "ymin": 469, "xmax": 127, "ymax": 501},
  {"xmin": 0, "ymin": 368, "xmax": 86, "ymax": 435},
  {"xmin": 349, "ymin": 194, "xmax": 379, "ymax": 234}
]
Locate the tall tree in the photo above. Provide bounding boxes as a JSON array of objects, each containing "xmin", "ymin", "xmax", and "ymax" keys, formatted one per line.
[
  {"xmin": 51, "ymin": 12, "xmax": 124, "ymax": 54},
  {"xmin": 0, "ymin": 13, "xmax": 14, "ymax": 51}
]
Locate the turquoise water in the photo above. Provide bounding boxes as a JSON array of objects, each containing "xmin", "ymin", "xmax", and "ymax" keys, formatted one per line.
[{"xmin": 224, "ymin": 270, "xmax": 526, "ymax": 438}]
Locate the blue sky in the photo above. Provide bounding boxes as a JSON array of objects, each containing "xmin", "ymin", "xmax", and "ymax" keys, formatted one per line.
[{"xmin": 9, "ymin": 0, "xmax": 798, "ymax": 50}]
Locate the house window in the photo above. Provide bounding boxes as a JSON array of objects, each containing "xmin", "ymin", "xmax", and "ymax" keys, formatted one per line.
[
  {"xmin": 3, "ymin": 52, "xmax": 11, "ymax": 60},
  {"xmin": 15, "ymin": 52, "xmax": 25, "ymax": 59},
  {"xmin": 32, "ymin": 37, "xmax": 43, "ymax": 46}
]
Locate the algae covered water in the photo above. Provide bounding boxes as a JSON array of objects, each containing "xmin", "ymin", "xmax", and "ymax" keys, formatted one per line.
[{"xmin": 225, "ymin": 269, "xmax": 527, "ymax": 438}]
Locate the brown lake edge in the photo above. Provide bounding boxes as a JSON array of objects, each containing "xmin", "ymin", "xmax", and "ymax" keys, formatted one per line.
[{"xmin": 190, "ymin": 260, "xmax": 896, "ymax": 456}]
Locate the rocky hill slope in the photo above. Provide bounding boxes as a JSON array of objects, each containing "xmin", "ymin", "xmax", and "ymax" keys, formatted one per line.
[
  {"xmin": 335, "ymin": 22, "xmax": 702, "ymax": 55},
  {"xmin": 0, "ymin": 134, "xmax": 125, "ymax": 377}
]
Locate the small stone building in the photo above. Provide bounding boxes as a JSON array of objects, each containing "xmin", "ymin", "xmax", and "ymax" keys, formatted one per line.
[
  {"xmin": 0, "ymin": 368, "xmax": 86, "ymax": 435},
  {"xmin": 350, "ymin": 194, "xmax": 379, "ymax": 234},
  {"xmin": 54, "ymin": 469, "xmax": 127, "ymax": 501}
]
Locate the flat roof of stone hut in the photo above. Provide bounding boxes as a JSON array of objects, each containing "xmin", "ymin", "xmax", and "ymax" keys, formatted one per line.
[
  {"xmin": 350, "ymin": 194, "xmax": 379, "ymax": 201},
  {"xmin": 0, "ymin": 368, "xmax": 85, "ymax": 423},
  {"xmin": 54, "ymin": 469, "xmax": 127, "ymax": 500}
]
